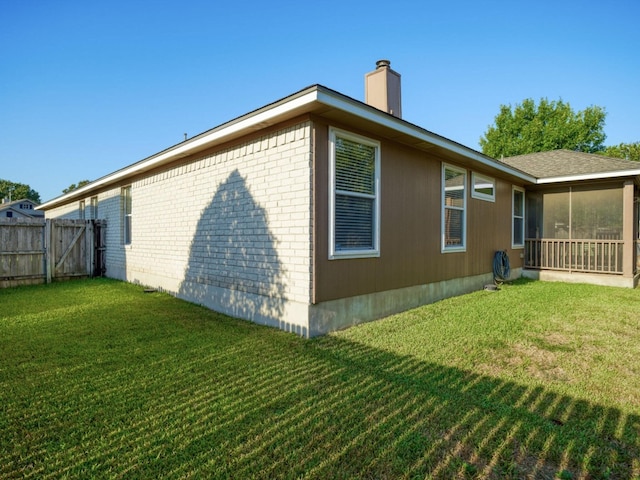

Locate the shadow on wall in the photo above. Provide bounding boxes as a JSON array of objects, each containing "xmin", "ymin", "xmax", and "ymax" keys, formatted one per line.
[
  {"xmin": 83, "ymin": 195, "xmax": 121, "ymax": 280},
  {"xmin": 178, "ymin": 169, "xmax": 289, "ymax": 331}
]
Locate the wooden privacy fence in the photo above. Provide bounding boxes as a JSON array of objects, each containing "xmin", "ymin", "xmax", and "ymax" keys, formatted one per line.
[{"xmin": 0, "ymin": 218, "xmax": 105, "ymax": 288}]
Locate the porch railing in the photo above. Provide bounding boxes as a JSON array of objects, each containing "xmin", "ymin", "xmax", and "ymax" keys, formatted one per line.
[{"xmin": 525, "ymin": 238, "xmax": 624, "ymax": 274}]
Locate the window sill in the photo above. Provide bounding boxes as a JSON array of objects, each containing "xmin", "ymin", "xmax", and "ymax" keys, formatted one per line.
[
  {"xmin": 442, "ymin": 246, "xmax": 466, "ymax": 253},
  {"xmin": 329, "ymin": 250, "xmax": 380, "ymax": 260}
]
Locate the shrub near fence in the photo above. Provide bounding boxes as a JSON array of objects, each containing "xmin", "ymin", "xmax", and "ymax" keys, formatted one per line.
[{"xmin": 0, "ymin": 218, "xmax": 105, "ymax": 288}]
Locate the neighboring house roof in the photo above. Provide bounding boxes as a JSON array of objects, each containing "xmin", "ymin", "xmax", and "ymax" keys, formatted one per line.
[
  {"xmin": 39, "ymin": 84, "xmax": 536, "ymax": 210},
  {"xmin": 0, "ymin": 198, "xmax": 44, "ymax": 218},
  {"xmin": 500, "ymin": 149, "xmax": 640, "ymax": 184}
]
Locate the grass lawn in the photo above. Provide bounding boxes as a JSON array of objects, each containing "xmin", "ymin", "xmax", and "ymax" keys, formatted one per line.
[{"xmin": 1, "ymin": 278, "xmax": 639, "ymax": 479}]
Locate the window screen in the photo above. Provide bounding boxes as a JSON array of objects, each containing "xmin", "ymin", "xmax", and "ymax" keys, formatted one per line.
[
  {"xmin": 91, "ymin": 197, "xmax": 98, "ymax": 220},
  {"xmin": 330, "ymin": 129, "xmax": 380, "ymax": 258},
  {"xmin": 122, "ymin": 186, "xmax": 132, "ymax": 245},
  {"xmin": 471, "ymin": 173, "xmax": 495, "ymax": 201},
  {"xmin": 443, "ymin": 165, "xmax": 466, "ymax": 250},
  {"xmin": 513, "ymin": 187, "xmax": 525, "ymax": 247}
]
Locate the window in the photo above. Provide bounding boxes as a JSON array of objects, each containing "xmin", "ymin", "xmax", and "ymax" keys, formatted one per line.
[
  {"xmin": 329, "ymin": 128, "xmax": 380, "ymax": 259},
  {"xmin": 79, "ymin": 200, "xmax": 85, "ymax": 220},
  {"xmin": 636, "ymin": 197, "xmax": 639, "ymax": 241},
  {"xmin": 471, "ymin": 172, "xmax": 495, "ymax": 202},
  {"xmin": 6, "ymin": 211, "xmax": 12, "ymax": 218},
  {"xmin": 512, "ymin": 186, "xmax": 525, "ymax": 248},
  {"xmin": 122, "ymin": 186, "xmax": 132, "ymax": 245},
  {"xmin": 90, "ymin": 196, "xmax": 98, "ymax": 220},
  {"xmin": 442, "ymin": 164, "xmax": 467, "ymax": 251}
]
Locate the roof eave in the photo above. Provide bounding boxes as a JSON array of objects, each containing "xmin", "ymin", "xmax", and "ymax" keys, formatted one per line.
[
  {"xmin": 39, "ymin": 85, "xmax": 536, "ymax": 210},
  {"xmin": 38, "ymin": 86, "xmax": 324, "ymax": 210},
  {"xmin": 535, "ymin": 170, "xmax": 640, "ymax": 184},
  {"xmin": 315, "ymin": 89, "xmax": 536, "ymax": 184}
]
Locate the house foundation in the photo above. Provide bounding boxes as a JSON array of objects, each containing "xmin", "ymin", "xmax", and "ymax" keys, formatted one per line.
[
  {"xmin": 308, "ymin": 268, "xmax": 523, "ymax": 337},
  {"xmin": 522, "ymin": 268, "xmax": 639, "ymax": 288}
]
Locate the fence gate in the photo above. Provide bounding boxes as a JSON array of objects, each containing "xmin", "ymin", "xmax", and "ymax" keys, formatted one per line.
[{"xmin": 0, "ymin": 218, "xmax": 106, "ymax": 288}]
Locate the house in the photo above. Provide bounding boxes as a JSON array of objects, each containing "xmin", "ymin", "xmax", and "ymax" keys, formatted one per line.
[
  {"xmin": 500, "ymin": 149, "xmax": 640, "ymax": 287},
  {"xmin": 38, "ymin": 61, "xmax": 639, "ymax": 336},
  {"xmin": 0, "ymin": 198, "xmax": 45, "ymax": 219}
]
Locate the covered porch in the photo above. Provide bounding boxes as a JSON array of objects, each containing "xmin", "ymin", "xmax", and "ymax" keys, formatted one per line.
[{"xmin": 522, "ymin": 180, "xmax": 639, "ymax": 288}]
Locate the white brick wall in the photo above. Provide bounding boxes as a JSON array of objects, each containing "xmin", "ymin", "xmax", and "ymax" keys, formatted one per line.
[
  {"xmin": 46, "ymin": 201, "xmax": 79, "ymax": 219},
  {"xmin": 47, "ymin": 121, "xmax": 313, "ymax": 334}
]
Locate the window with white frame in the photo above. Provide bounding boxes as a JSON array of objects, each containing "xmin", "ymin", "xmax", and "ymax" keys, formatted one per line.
[
  {"xmin": 329, "ymin": 128, "xmax": 380, "ymax": 259},
  {"xmin": 442, "ymin": 164, "xmax": 466, "ymax": 251},
  {"xmin": 122, "ymin": 186, "xmax": 132, "ymax": 245},
  {"xmin": 471, "ymin": 172, "xmax": 495, "ymax": 202},
  {"xmin": 90, "ymin": 196, "xmax": 98, "ymax": 220},
  {"xmin": 512, "ymin": 186, "xmax": 525, "ymax": 248},
  {"xmin": 79, "ymin": 200, "xmax": 85, "ymax": 219}
]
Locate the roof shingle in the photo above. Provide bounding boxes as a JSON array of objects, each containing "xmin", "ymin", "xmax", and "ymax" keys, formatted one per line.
[{"xmin": 499, "ymin": 149, "xmax": 640, "ymax": 179}]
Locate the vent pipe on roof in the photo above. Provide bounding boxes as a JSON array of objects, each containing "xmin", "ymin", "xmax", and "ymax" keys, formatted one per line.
[{"xmin": 365, "ymin": 59, "xmax": 402, "ymax": 118}]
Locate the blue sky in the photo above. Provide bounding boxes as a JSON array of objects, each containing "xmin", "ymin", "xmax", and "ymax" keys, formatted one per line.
[{"xmin": 1, "ymin": 0, "xmax": 638, "ymax": 202}]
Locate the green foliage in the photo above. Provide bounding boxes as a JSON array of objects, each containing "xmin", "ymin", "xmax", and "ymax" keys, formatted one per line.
[
  {"xmin": 556, "ymin": 469, "xmax": 574, "ymax": 479},
  {"xmin": 1, "ymin": 279, "xmax": 638, "ymax": 478},
  {"xmin": 598, "ymin": 141, "xmax": 640, "ymax": 162},
  {"xmin": 62, "ymin": 179, "xmax": 91, "ymax": 194},
  {"xmin": 479, "ymin": 98, "xmax": 607, "ymax": 158},
  {"xmin": 0, "ymin": 179, "xmax": 41, "ymax": 203}
]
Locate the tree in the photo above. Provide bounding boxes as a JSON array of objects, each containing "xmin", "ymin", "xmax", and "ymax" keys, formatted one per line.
[
  {"xmin": 479, "ymin": 98, "xmax": 607, "ymax": 158},
  {"xmin": 62, "ymin": 180, "xmax": 91, "ymax": 194},
  {"xmin": 598, "ymin": 142, "xmax": 640, "ymax": 162},
  {"xmin": 0, "ymin": 179, "xmax": 41, "ymax": 203}
]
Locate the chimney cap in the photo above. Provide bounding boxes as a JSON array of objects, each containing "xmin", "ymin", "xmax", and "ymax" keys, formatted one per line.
[{"xmin": 376, "ymin": 59, "xmax": 391, "ymax": 69}]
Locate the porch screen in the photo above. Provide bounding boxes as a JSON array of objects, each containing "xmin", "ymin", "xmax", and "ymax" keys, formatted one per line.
[
  {"xmin": 571, "ymin": 187, "xmax": 622, "ymax": 239},
  {"xmin": 542, "ymin": 190, "xmax": 570, "ymax": 239},
  {"xmin": 527, "ymin": 187, "xmax": 622, "ymax": 239}
]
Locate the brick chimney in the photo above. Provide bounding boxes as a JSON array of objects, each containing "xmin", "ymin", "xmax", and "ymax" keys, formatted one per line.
[{"xmin": 365, "ymin": 59, "xmax": 402, "ymax": 118}]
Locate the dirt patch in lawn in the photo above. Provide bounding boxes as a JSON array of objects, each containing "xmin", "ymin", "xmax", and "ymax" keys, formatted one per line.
[{"xmin": 478, "ymin": 335, "xmax": 573, "ymax": 384}]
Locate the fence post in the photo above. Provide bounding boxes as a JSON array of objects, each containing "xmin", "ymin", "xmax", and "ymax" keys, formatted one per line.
[
  {"xmin": 86, "ymin": 220, "xmax": 94, "ymax": 277},
  {"xmin": 44, "ymin": 220, "xmax": 52, "ymax": 284}
]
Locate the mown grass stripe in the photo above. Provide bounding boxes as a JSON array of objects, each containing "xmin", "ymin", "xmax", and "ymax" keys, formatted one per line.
[{"xmin": 1, "ymin": 278, "xmax": 639, "ymax": 478}]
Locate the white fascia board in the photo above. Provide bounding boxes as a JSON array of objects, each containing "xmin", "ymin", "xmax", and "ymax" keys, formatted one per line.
[
  {"xmin": 315, "ymin": 89, "xmax": 536, "ymax": 184},
  {"xmin": 39, "ymin": 89, "xmax": 322, "ymax": 210},
  {"xmin": 40, "ymin": 85, "xmax": 537, "ymax": 211},
  {"xmin": 536, "ymin": 169, "xmax": 640, "ymax": 184},
  {"xmin": 102, "ymin": 89, "xmax": 319, "ymax": 178}
]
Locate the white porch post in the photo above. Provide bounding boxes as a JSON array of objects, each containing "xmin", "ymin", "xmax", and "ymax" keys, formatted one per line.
[{"xmin": 622, "ymin": 180, "xmax": 634, "ymax": 278}]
